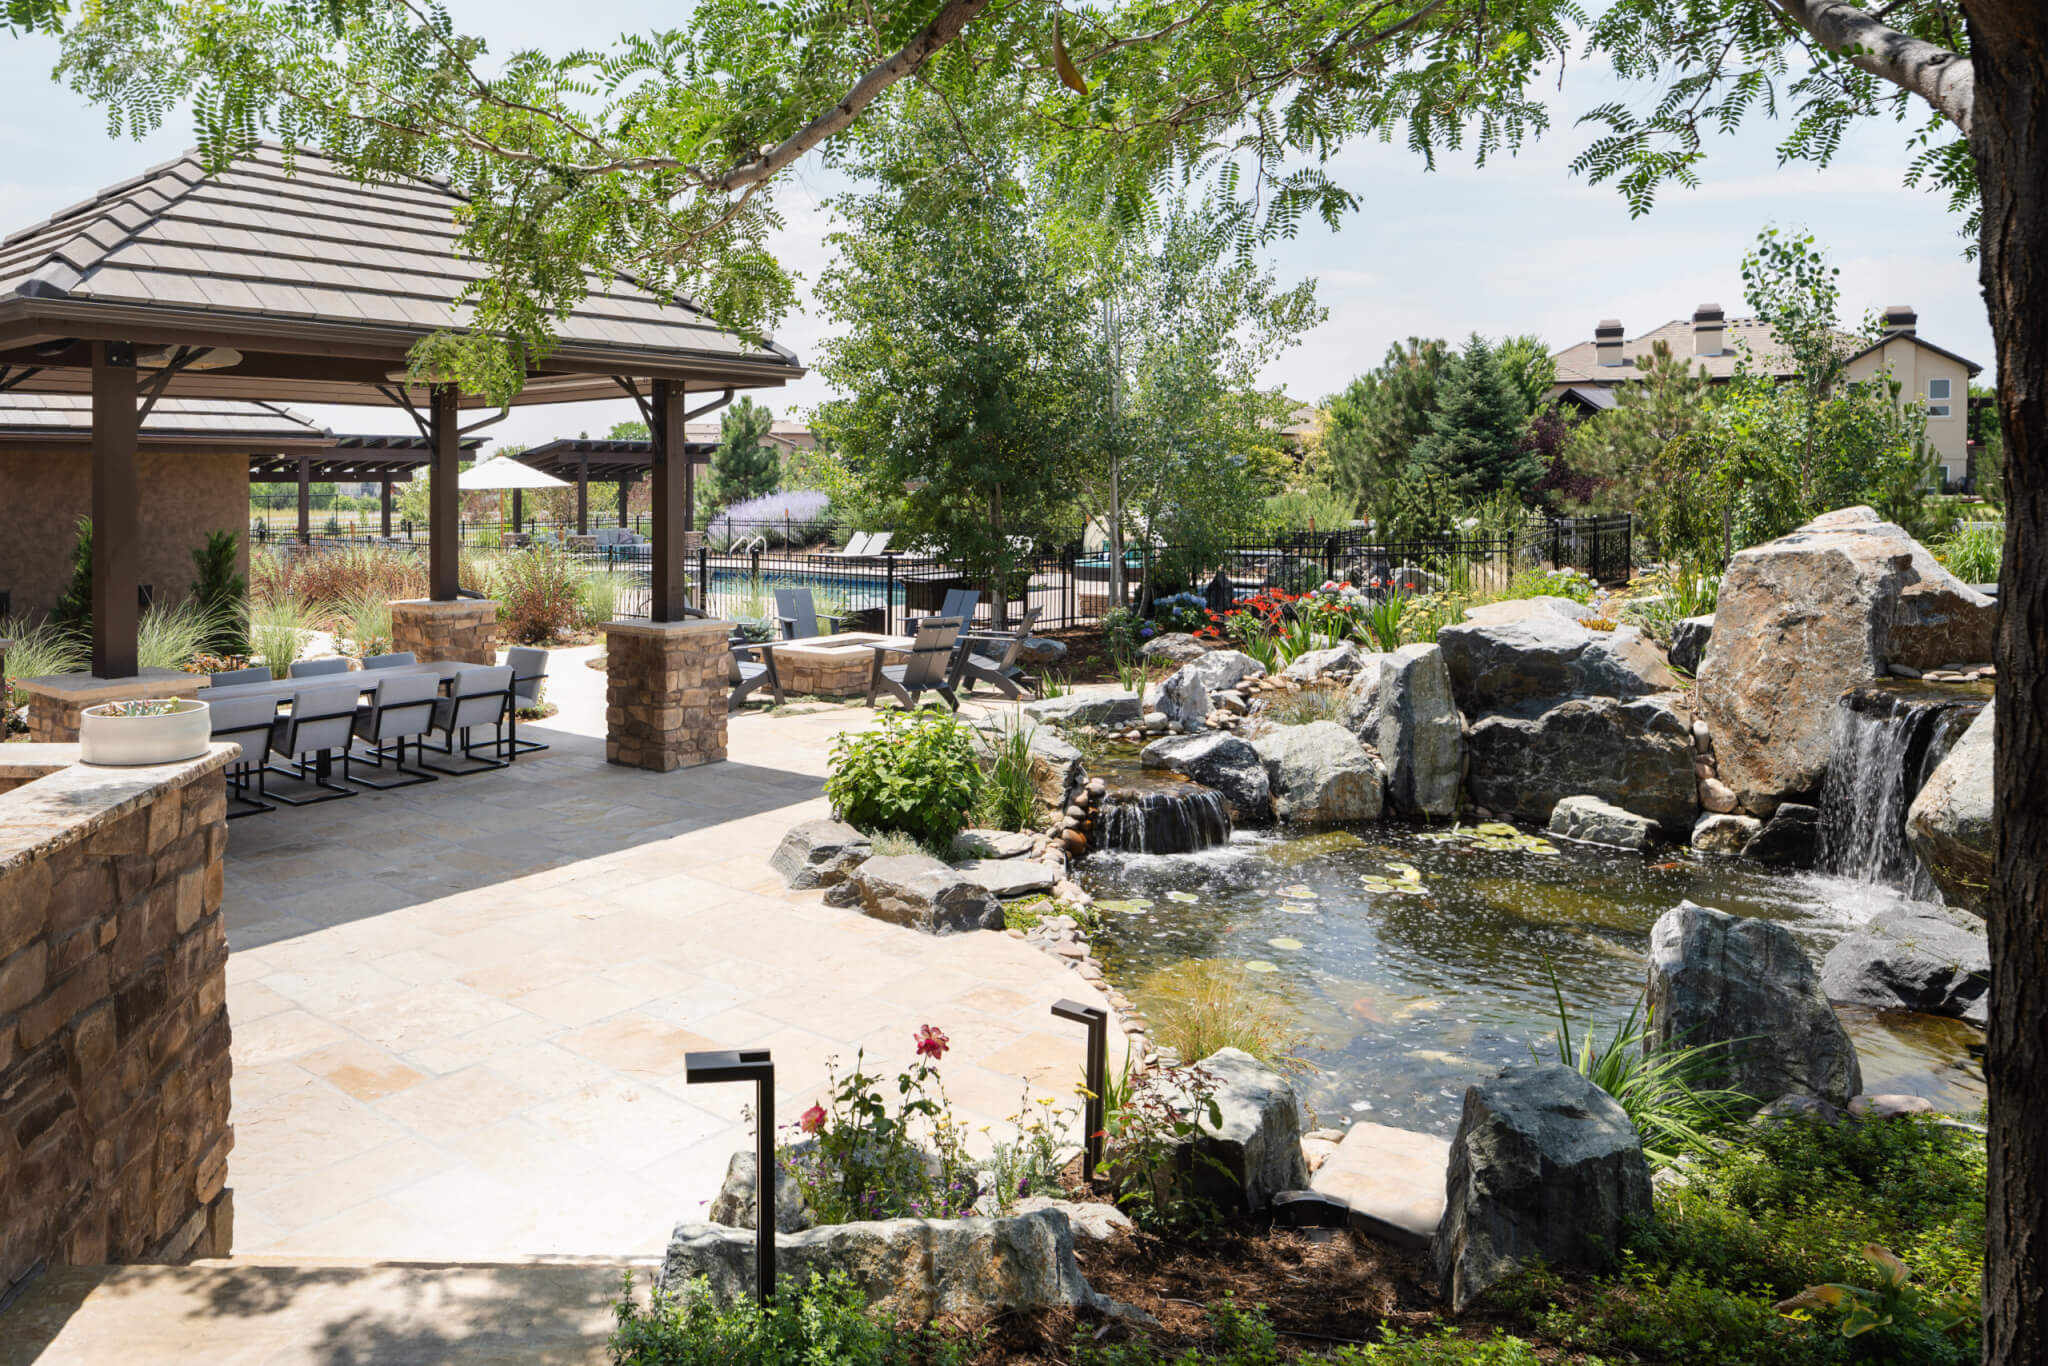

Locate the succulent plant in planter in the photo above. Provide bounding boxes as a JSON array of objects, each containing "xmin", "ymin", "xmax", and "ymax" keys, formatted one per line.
[{"xmin": 78, "ymin": 696, "xmax": 211, "ymax": 766}]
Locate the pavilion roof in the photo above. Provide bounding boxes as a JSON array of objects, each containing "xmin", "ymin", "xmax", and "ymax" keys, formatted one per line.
[
  {"xmin": 515, "ymin": 436, "xmax": 713, "ymax": 482},
  {"xmin": 0, "ymin": 391, "xmax": 331, "ymax": 450}
]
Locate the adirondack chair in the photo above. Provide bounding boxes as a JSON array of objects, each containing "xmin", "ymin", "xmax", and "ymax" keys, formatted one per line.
[
  {"xmin": 867, "ymin": 617, "xmax": 966, "ymax": 711},
  {"xmin": 774, "ymin": 587, "xmax": 844, "ymax": 640},
  {"xmin": 905, "ymin": 587, "xmax": 979, "ymax": 636},
  {"xmin": 956, "ymin": 606, "xmax": 1045, "ymax": 699}
]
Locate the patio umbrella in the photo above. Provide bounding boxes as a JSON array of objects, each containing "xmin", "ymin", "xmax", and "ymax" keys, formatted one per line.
[{"xmin": 458, "ymin": 457, "xmax": 568, "ymax": 539}]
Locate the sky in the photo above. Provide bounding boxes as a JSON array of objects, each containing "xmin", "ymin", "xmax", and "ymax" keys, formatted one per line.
[{"xmin": 0, "ymin": 5, "xmax": 1993, "ymax": 455}]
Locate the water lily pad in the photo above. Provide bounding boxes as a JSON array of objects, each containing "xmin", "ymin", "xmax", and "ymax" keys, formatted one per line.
[
  {"xmin": 1474, "ymin": 822, "xmax": 1519, "ymax": 837},
  {"xmin": 1278, "ymin": 884, "xmax": 1318, "ymax": 899},
  {"xmin": 1386, "ymin": 862, "xmax": 1423, "ymax": 882},
  {"xmin": 1267, "ymin": 937, "xmax": 1303, "ymax": 951},
  {"xmin": 1095, "ymin": 899, "xmax": 1150, "ymax": 914},
  {"xmin": 1244, "ymin": 960, "xmax": 1280, "ymax": 974},
  {"xmin": 1281, "ymin": 902, "xmax": 1317, "ymax": 915},
  {"xmin": 1165, "ymin": 890, "xmax": 1200, "ymax": 903}
]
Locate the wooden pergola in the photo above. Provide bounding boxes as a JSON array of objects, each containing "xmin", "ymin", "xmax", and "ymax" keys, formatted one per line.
[
  {"xmin": 514, "ymin": 437, "xmax": 716, "ymax": 535},
  {"xmin": 0, "ymin": 144, "xmax": 800, "ymax": 679},
  {"xmin": 249, "ymin": 434, "xmax": 487, "ymax": 543}
]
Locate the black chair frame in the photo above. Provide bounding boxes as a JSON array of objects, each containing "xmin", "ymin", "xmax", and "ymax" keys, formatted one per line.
[
  {"xmin": 421, "ymin": 681, "xmax": 517, "ymax": 775},
  {"xmin": 263, "ymin": 695, "xmax": 366, "ymax": 807},
  {"xmin": 345, "ymin": 690, "xmax": 442, "ymax": 791}
]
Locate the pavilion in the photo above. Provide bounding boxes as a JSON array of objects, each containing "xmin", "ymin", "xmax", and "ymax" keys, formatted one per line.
[
  {"xmin": 0, "ymin": 143, "xmax": 800, "ymax": 768},
  {"xmin": 513, "ymin": 436, "xmax": 716, "ymax": 535}
]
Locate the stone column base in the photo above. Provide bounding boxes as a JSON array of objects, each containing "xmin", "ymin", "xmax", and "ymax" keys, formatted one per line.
[
  {"xmin": 605, "ymin": 619, "xmax": 732, "ymax": 772},
  {"xmin": 19, "ymin": 670, "xmax": 207, "ymax": 743},
  {"xmin": 391, "ymin": 598, "xmax": 500, "ymax": 665}
]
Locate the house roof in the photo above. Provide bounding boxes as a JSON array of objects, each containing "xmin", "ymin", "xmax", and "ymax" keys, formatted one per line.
[
  {"xmin": 517, "ymin": 437, "xmax": 718, "ymax": 482},
  {"xmin": 0, "ymin": 391, "xmax": 333, "ymax": 450},
  {"xmin": 0, "ymin": 144, "xmax": 803, "ymax": 406},
  {"xmin": 1553, "ymin": 315, "xmax": 1983, "ymax": 386}
]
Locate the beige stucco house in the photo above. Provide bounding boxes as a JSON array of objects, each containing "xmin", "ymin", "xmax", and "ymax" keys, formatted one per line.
[{"xmin": 1549, "ymin": 305, "xmax": 1983, "ymax": 489}]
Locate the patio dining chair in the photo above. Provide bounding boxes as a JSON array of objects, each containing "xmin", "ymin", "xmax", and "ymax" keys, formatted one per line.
[
  {"xmin": 956, "ymin": 605, "xmax": 1045, "ymax": 700},
  {"xmin": 867, "ymin": 617, "xmax": 966, "ymax": 711},
  {"xmin": 423, "ymin": 664, "xmax": 515, "ymax": 774},
  {"xmin": 506, "ymin": 645, "xmax": 551, "ymax": 755},
  {"xmin": 208, "ymin": 664, "xmax": 271, "ymax": 688},
  {"xmin": 289, "ymin": 657, "xmax": 353, "ymax": 679},
  {"xmin": 264, "ymin": 680, "xmax": 365, "ymax": 805},
  {"xmin": 345, "ymin": 672, "xmax": 440, "ymax": 790},
  {"xmin": 774, "ymin": 587, "xmax": 844, "ymax": 641},
  {"xmin": 905, "ymin": 587, "xmax": 979, "ymax": 636},
  {"xmin": 208, "ymin": 693, "xmax": 280, "ymax": 817},
  {"xmin": 364, "ymin": 651, "xmax": 416, "ymax": 670}
]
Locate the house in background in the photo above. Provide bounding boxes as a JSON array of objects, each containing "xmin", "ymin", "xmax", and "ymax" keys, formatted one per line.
[{"xmin": 1548, "ymin": 305, "xmax": 1983, "ymax": 490}]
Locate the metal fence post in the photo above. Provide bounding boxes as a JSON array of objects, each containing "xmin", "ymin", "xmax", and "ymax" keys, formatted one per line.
[
  {"xmin": 698, "ymin": 545, "xmax": 710, "ymax": 614},
  {"xmin": 883, "ymin": 554, "xmax": 897, "ymax": 634}
]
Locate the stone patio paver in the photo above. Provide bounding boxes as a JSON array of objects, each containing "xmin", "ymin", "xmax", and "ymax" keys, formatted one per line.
[{"xmin": 220, "ymin": 645, "xmax": 1108, "ymax": 1259}]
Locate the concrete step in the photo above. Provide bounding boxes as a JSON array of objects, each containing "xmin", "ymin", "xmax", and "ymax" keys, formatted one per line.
[
  {"xmin": 2, "ymin": 1257, "xmax": 649, "ymax": 1365},
  {"xmin": 1309, "ymin": 1121, "xmax": 1451, "ymax": 1250}
]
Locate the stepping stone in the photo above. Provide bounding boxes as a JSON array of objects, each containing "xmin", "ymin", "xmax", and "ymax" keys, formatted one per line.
[
  {"xmin": 953, "ymin": 829, "xmax": 1039, "ymax": 860},
  {"xmin": 1310, "ymin": 1121, "xmax": 1451, "ymax": 1250},
  {"xmin": 951, "ymin": 858, "xmax": 1059, "ymax": 898}
]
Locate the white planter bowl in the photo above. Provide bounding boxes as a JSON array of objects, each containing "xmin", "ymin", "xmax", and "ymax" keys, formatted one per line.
[{"xmin": 78, "ymin": 698, "xmax": 212, "ymax": 767}]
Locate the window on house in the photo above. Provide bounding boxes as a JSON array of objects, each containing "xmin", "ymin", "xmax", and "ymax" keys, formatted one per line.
[{"xmin": 1927, "ymin": 376, "xmax": 1953, "ymax": 416}]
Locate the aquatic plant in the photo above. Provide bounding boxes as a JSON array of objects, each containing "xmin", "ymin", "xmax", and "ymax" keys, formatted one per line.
[{"xmin": 1142, "ymin": 960, "xmax": 1310, "ymax": 1075}]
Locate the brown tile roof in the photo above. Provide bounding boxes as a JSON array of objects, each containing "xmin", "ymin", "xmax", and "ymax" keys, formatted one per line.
[
  {"xmin": 1552, "ymin": 316, "xmax": 1981, "ymax": 386},
  {"xmin": 0, "ymin": 144, "xmax": 802, "ymax": 404}
]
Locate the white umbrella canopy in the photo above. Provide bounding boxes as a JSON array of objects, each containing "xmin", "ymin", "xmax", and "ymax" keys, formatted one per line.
[{"xmin": 459, "ymin": 457, "xmax": 568, "ymax": 490}]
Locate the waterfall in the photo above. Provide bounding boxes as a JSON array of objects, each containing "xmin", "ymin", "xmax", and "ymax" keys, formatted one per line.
[
  {"xmin": 1817, "ymin": 682, "xmax": 1988, "ymax": 899},
  {"xmin": 1099, "ymin": 783, "xmax": 1233, "ymax": 854}
]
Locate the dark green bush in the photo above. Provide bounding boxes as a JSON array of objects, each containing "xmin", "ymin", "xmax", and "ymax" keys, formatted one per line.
[
  {"xmin": 824, "ymin": 708, "xmax": 982, "ymax": 846},
  {"xmin": 609, "ymin": 1272, "xmax": 972, "ymax": 1365}
]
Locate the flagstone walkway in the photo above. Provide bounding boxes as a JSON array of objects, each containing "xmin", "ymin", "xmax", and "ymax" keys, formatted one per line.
[{"xmin": 220, "ymin": 647, "xmax": 1105, "ymax": 1260}]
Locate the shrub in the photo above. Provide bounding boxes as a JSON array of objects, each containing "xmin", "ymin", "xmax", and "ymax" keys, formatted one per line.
[
  {"xmin": 982, "ymin": 1088, "xmax": 1076, "ymax": 1215},
  {"xmin": 1499, "ymin": 566, "xmax": 1596, "ymax": 603},
  {"xmin": 335, "ymin": 590, "xmax": 394, "ymax": 658},
  {"xmin": 50, "ymin": 518, "xmax": 94, "ymax": 633},
  {"xmin": 498, "ymin": 546, "xmax": 583, "ymax": 644},
  {"xmin": 1102, "ymin": 604, "xmax": 1143, "ymax": 661},
  {"xmin": 608, "ymin": 1270, "xmax": 972, "ymax": 1366},
  {"xmin": 1934, "ymin": 521, "xmax": 2002, "ymax": 584},
  {"xmin": 825, "ymin": 709, "xmax": 982, "ymax": 846},
  {"xmin": 137, "ymin": 597, "xmax": 230, "ymax": 672},
  {"xmin": 972, "ymin": 720, "xmax": 1038, "ymax": 832},
  {"xmin": 1146, "ymin": 592, "xmax": 1210, "ymax": 637},
  {"xmin": 249, "ymin": 596, "xmax": 319, "ymax": 678},
  {"xmin": 188, "ymin": 530, "xmax": 249, "ymax": 655},
  {"xmin": 250, "ymin": 544, "xmax": 427, "ymax": 613},
  {"xmin": 2, "ymin": 617, "xmax": 88, "ymax": 722},
  {"xmin": 577, "ymin": 569, "xmax": 628, "ymax": 627},
  {"xmin": 706, "ymin": 489, "xmax": 834, "ymax": 549}
]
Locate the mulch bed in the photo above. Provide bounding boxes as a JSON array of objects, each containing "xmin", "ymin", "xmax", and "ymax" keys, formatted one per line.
[{"xmin": 1037, "ymin": 626, "xmax": 1124, "ymax": 687}]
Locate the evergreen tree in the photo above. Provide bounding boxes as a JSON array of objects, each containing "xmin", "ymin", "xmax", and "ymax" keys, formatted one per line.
[
  {"xmin": 188, "ymin": 529, "xmax": 249, "ymax": 655},
  {"xmin": 707, "ymin": 398, "xmax": 779, "ymax": 508},
  {"xmin": 1320, "ymin": 338, "xmax": 1451, "ymax": 509},
  {"xmin": 50, "ymin": 518, "xmax": 93, "ymax": 634},
  {"xmin": 1408, "ymin": 334, "xmax": 1543, "ymax": 503}
]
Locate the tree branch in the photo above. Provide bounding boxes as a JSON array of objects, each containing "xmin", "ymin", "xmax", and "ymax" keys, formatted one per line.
[{"xmin": 1767, "ymin": 0, "xmax": 1974, "ymax": 132}]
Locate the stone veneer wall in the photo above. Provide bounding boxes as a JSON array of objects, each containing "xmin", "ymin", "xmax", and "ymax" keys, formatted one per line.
[
  {"xmin": 604, "ymin": 619, "xmax": 731, "ymax": 772},
  {"xmin": 390, "ymin": 598, "xmax": 500, "ymax": 666},
  {"xmin": 0, "ymin": 745, "xmax": 236, "ymax": 1295},
  {"xmin": 21, "ymin": 671, "xmax": 207, "ymax": 745}
]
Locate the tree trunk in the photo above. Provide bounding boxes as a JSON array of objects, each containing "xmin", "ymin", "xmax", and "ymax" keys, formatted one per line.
[{"xmin": 1968, "ymin": 6, "xmax": 2048, "ymax": 1362}]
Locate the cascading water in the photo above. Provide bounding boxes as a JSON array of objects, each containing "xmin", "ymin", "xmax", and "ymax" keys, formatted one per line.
[
  {"xmin": 1098, "ymin": 781, "xmax": 1233, "ymax": 854},
  {"xmin": 1817, "ymin": 681, "xmax": 1989, "ymax": 899}
]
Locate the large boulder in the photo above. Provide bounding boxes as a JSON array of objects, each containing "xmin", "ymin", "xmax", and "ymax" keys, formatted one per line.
[
  {"xmin": 1139, "ymin": 632, "xmax": 1209, "ymax": 665},
  {"xmin": 1464, "ymin": 695, "xmax": 1697, "ymax": 833},
  {"xmin": 1437, "ymin": 601, "xmax": 1677, "ymax": 713},
  {"xmin": 1023, "ymin": 691, "xmax": 1143, "ymax": 729},
  {"xmin": 1668, "ymin": 614, "xmax": 1714, "ymax": 675},
  {"xmin": 1016, "ymin": 637, "xmax": 1068, "ymax": 667},
  {"xmin": 1345, "ymin": 644, "xmax": 1465, "ymax": 820},
  {"xmin": 1251, "ymin": 721, "xmax": 1385, "ymax": 823},
  {"xmin": 1820, "ymin": 908, "xmax": 1990, "ymax": 1024},
  {"xmin": 852, "ymin": 855, "xmax": 1004, "ymax": 935},
  {"xmin": 660, "ymin": 1207, "xmax": 1099, "ymax": 1316},
  {"xmin": 1156, "ymin": 665, "xmax": 1213, "ymax": 731},
  {"xmin": 1547, "ymin": 795, "xmax": 1656, "ymax": 852},
  {"xmin": 708, "ymin": 1150, "xmax": 812, "ymax": 1232},
  {"xmin": 1691, "ymin": 812, "xmax": 1761, "ymax": 855},
  {"xmin": 1165, "ymin": 1048, "xmax": 1311, "ymax": 1212},
  {"xmin": 952, "ymin": 859, "xmax": 1060, "ymax": 898},
  {"xmin": 1141, "ymin": 732, "xmax": 1272, "ymax": 821},
  {"xmin": 1436, "ymin": 1064, "xmax": 1652, "ymax": 1312},
  {"xmin": 1184, "ymin": 649, "xmax": 1268, "ymax": 693},
  {"xmin": 770, "ymin": 819, "xmax": 872, "ymax": 890},
  {"xmin": 1907, "ymin": 703, "xmax": 1993, "ymax": 914},
  {"xmin": 1646, "ymin": 902, "xmax": 1862, "ymax": 1107},
  {"xmin": 1697, "ymin": 507, "xmax": 1996, "ymax": 812},
  {"xmin": 1278, "ymin": 642, "xmax": 1366, "ymax": 684},
  {"xmin": 1741, "ymin": 802, "xmax": 1820, "ymax": 869}
]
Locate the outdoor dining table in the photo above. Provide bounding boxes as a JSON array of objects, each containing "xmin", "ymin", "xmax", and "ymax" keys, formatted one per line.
[{"xmin": 199, "ymin": 660, "xmax": 505, "ymax": 786}]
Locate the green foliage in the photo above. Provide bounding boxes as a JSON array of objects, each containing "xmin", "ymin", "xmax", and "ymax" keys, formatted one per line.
[
  {"xmin": 498, "ymin": 546, "xmax": 585, "ymax": 644},
  {"xmin": 608, "ymin": 1270, "xmax": 972, "ymax": 1366},
  {"xmin": 1371, "ymin": 465, "xmax": 1458, "ymax": 545},
  {"xmin": 1101, "ymin": 606, "xmax": 1144, "ymax": 662},
  {"xmin": 137, "ymin": 597, "xmax": 230, "ymax": 672},
  {"xmin": 825, "ymin": 709, "xmax": 982, "ymax": 846},
  {"xmin": 1561, "ymin": 341, "xmax": 1714, "ymax": 518},
  {"xmin": 1934, "ymin": 521, "xmax": 2002, "ymax": 584},
  {"xmin": 248, "ymin": 596, "xmax": 318, "ymax": 678},
  {"xmin": 782, "ymin": 1030, "xmax": 977, "ymax": 1223},
  {"xmin": 1499, "ymin": 566, "xmax": 1596, "ymax": 604},
  {"xmin": 1322, "ymin": 339, "xmax": 1453, "ymax": 509},
  {"xmin": 972, "ymin": 719, "xmax": 1039, "ymax": 833},
  {"xmin": 1410, "ymin": 334, "xmax": 1544, "ymax": 504},
  {"xmin": 335, "ymin": 589, "xmax": 394, "ymax": 659},
  {"xmin": 1778, "ymin": 1244, "xmax": 1973, "ymax": 1345},
  {"xmin": 188, "ymin": 530, "xmax": 249, "ymax": 655},
  {"xmin": 1141, "ymin": 960, "xmax": 1308, "ymax": 1076},
  {"xmin": 706, "ymin": 397, "xmax": 780, "ymax": 510},
  {"xmin": 1262, "ymin": 482, "xmax": 1357, "ymax": 533},
  {"xmin": 576, "ymin": 570, "xmax": 629, "ymax": 628},
  {"xmin": 1266, "ymin": 687, "xmax": 1347, "ymax": 727},
  {"xmin": 1102, "ymin": 1058, "xmax": 1231, "ymax": 1231},
  {"xmin": 50, "ymin": 518, "xmax": 93, "ymax": 634},
  {"xmin": 982, "ymin": 1088, "xmax": 1076, "ymax": 1215},
  {"xmin": 1076, "ymin": 1301, "xmax": 1547, "ymax": 1363},
  {"xmin": 1, "ymin": 616, "xmax": 88, "ymax": 717}
]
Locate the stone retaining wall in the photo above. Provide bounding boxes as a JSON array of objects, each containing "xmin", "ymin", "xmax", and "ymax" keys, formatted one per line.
[
  {"xmin": 391, "ymin": 598, "xmax": 500, "ymax": 666},
  {"xmin": 0, "ymin": 743, "xmax": 236, "ymax": 1297},
  {"xmin": 18, "ymin": 670, "xmax": 208, "ymax": 745},
  {"xmin": 604, "ymin": 619, "xmax": 731, "ymax": 772}
]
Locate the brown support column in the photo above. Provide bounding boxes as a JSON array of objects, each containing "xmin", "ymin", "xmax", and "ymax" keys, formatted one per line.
[
  {"xmin": 429, "ymin": 385, "xmax": 461, "ymax": 600},
  {"xmin": 650, "ymin": 380, "xmax": 688, "ymax": 621},
  {"xmin": 618, "ymin": 479, "xmax": 630, "ymax": 528},
  {"xmin": 684, "ymin": 448, "xmax": 697, "ymax": 533},
  {"xmin": 90, "ymin": 342, "xmax": 140, "ymax": 678},
  {"xmin": 576, "ymin": 462, "xmax": 589, "ymax": 535},
  {"xmin": 380, "ymin": 480, "xmax": 393, "ymax": 537},
  {"xmin": 512, "ymin": 487, "xmax": 524, "ymax": 532},
  {"xmin": 297, "ymin": 457, "xmax": 311, "ymax": 544}
]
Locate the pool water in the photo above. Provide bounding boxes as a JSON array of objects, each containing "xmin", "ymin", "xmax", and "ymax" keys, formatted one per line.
[{"xmin": 1083, "ymin": 824, "xmax": 1985, "ymax": 1135}]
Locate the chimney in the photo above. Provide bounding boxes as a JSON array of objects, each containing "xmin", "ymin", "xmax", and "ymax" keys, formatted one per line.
[
  {"xmin": 1595, "ymin": 319, "xmax": 1625, "ymax": 367},
  {"xmin": 1692, "ymin": 303, "xmax": 1724, "ymax": 356},
  {"xmin": 1883, "ymin": 305, "xmax": 1917, "ymax": 337}
]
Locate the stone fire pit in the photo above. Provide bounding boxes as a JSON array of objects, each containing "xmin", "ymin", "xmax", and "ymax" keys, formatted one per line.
[{"xmin": 771, "ymin": 631, "xmax": 902, "ymax": 698}]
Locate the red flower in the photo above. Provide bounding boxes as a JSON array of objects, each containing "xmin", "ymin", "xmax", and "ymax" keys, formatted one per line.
[
  {"xmin": 914, "ymin": 1024, "xmax": 950, "ymax": 1060},
  {"xmin": 800, "ymin": 1103, "xmax": 826, "ymax": 1134}
]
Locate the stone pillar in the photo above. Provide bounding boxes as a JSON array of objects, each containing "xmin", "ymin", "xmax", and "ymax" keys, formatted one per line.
[
  {"xmin": 18, "ymin": 670, "xmax": 207, "ymax": 744},
  {"xmin": 604, "ymin": 619, "xmax": 731, "ymax": 772},
  {"xmin": 390, "ymin": 598, "xmax": 499, "ymax": 666}
]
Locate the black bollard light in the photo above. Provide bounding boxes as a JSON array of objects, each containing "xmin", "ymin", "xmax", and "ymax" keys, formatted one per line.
[
  {"xmin": 1051, "ymin": 999, "xmax": 1109, "ymax": 1184},
  {"xmin": 684, "ymin": 1048, "xmax": 776, "ymax": 1304}
]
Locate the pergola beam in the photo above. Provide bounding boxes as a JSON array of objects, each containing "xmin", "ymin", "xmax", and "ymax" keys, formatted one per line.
[{"xmin": 89, "ymin": 342, "xmax": 139, "ymax": 678}]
